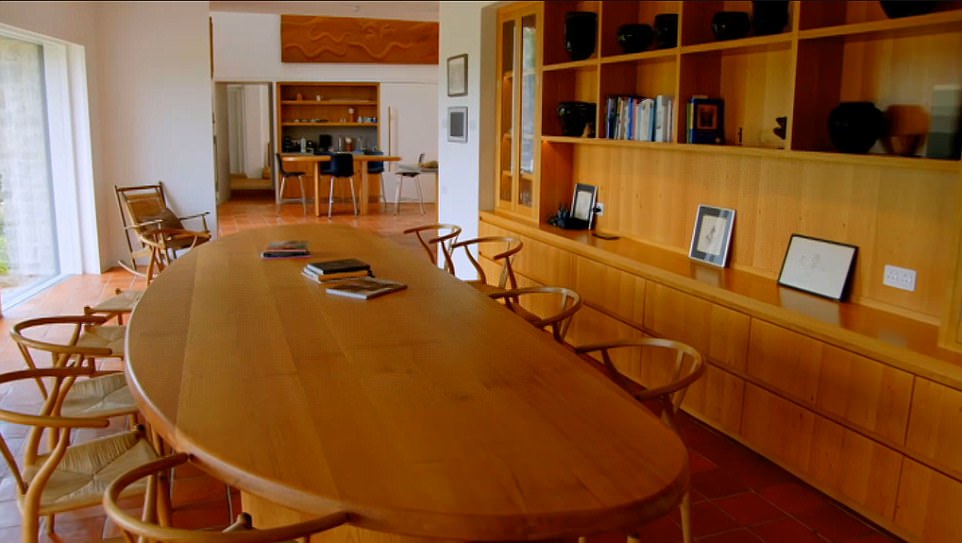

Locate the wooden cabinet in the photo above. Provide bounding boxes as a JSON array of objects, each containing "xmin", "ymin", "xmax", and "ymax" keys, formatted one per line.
[
  {"xmin": 275, "ymin": 82, "xmax": 379, "ymax": 153},
  {"xmin": 495, "ymin": 0, "xmax": 962, "ymax": 352}
]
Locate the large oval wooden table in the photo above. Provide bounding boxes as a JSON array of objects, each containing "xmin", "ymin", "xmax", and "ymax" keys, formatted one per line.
[{"xmin": 124, "ymin": 224, "xmax": 689, "ymax": 542}]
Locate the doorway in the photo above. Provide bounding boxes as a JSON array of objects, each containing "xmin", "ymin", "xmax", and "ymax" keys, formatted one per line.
[{"xmin": 213, "ymin": 82, "xmax": 274, "ymax": 203}]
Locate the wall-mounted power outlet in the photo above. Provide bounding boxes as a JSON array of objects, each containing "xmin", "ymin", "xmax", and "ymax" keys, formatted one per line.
[
  {"xmin": 883, "ymin": 264, "xmax": 917, "ymax": 292},
  {"xmin": 595, "ymin": 202, "xmax": 605, "ymax": 216}
]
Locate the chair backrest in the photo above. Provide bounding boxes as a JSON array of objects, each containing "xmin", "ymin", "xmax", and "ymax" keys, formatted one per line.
[
  {"xmin": 450, "ymin": 236, "xmax": 523, "ymax": 290},
  {"xmin": 402, "ymin": 223, "xmax": 462, "ymax": 270},
  {"xmin": 275, "ymin": 152, "xmax": 296, "ymax": 177},
  {"xmin": 365, "ymin": 149, "xmax": 385, "ymax": 174},
  {"xmin": 116, "ymin": 182, "xmax": 177, "ymax": 232},
  {"xmin": 574, "ymin": 338, "xmax": 705, "ymax": 430},
  {"xmin": 104, "ymin": 452, "xmax": 351, "ymax": 543},
  {"xmin": 488, "ymin": 286, "xmax": 583, "ymax": 343},
  {"xmin": 317, "ymin": 150, "xmax": 334, "ymax": 174},
  {"xmin": 330, "ymin": 152, "xmax": 355, "ymax": 177}
]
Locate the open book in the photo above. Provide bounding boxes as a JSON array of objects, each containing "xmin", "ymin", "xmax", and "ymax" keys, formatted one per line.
[{"xmin": 325, "ymin": 277, "xmax": 407, "ymax": 300}]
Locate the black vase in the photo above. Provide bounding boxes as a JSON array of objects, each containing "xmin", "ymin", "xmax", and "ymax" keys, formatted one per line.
[
  {"xmin": 712, "ymin": 11, "xmax": 751, "ymax": 41},
  {"xmin": 557, "ymin": 101, "xmax": 596, "ymax": 137},
  {"xmin": 564, "ymin": 11, "xmax": 597, "ymax": 61},
  {"xmin": 879, "ymin": 0, "xmax": 936, "ymax": 18},
  {"xmin": 653, "ymin": 13, "xmax": 679, "ymax": 49},
  {"xmin": 828, "ymin": 102, "xmax": 884, "ymax": 154},
  {"xmin": 617, "ymin": 24, "xmax": 654, "ymax": 54},
  {"xmin": 752, "ymin": 0, "xmax": 789, "ymax": 36}
]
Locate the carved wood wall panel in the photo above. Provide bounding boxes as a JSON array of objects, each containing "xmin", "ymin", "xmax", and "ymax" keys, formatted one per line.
[{"xmin": 281, "ymin": 15, "xmax": 439, "ymax": 64}]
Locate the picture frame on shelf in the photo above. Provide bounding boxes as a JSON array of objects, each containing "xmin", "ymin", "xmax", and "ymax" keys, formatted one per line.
[
  {"xmin": 569, "ymin": 183, "xmax": 598, "ymax": 230},
  {"xmin": 448, "ymin": 106, "xmax": 468, "ymax": 143},
  {"xmin": 689, "ymin": 204, "xmax": 735, "ymax": 268},
  {"xmin": 446, "ymin": 54, "xmax": 468, "ymax": 97},
  {"xmin": 777, "ymin": 234, "xmax": 858, "ymax": 301},
  {"xmin": 686, "ymin": 96, "xmax": 725, "ymax": 144}
]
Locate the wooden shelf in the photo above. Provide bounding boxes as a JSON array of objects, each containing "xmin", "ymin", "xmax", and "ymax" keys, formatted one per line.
[
  {"xmin": 799, "ymin": 8, "xmax": 962, "ymax": 40},
  {"xmin": 281, "ymin": 100, "xmax": 378, "ymax": 106},
  {"xmin": 281, "ymin": 122, "xmax": 377, "ymax": 128}
]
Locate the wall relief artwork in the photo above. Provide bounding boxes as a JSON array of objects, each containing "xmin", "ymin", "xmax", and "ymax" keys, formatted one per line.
[{"xmin": 281, "ymin": 15, "xmax": 439, "ymax": 64}]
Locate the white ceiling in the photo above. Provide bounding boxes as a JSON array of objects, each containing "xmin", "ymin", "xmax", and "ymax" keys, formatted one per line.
[{"xmin": 208, "ymin": 1, "xmax": 439, "ymax": 21}]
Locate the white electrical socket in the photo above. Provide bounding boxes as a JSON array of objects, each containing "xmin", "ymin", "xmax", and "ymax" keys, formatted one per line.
[
  {"xmin": 883, "ymin": 264, "xmax": 917, "ymax": 292},
  {"xmin": 595, "ymin": 202, "xmax": 605, "ymax": 216}
]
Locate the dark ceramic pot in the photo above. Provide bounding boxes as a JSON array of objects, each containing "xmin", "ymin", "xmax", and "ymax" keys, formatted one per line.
[
  {"xmin": 557, "ymin": 101, "xmax": 597, "ymax": 137},
  {"xmin": 879, "ymin": 0, "xmax": 936, "ymax": 18},
  {"xmin": 712, "ymin": 11, "xmax": 751, "ymax": 41},
  {"xmin": 752, "ymin": 0, "xmax": 789, "ymax": 35},
  {"xmin": 654, "ymin": 13, "xmax": 679, "ymax": 49},
  {"xmin": 828, "ymin": 102, "xmax": 884, "ymax": 154},
  {"xmin": 617, "ymin": 24, "xmax": 654, "ymax": 54},
  {"xmin": 564, "ymin": 11, "xmax": 597, "ymax": 61}
]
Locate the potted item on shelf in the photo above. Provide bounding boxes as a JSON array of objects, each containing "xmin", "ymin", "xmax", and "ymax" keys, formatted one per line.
[
  {"xmin": 828, "ymin": 102, "xmax": 884, "ymax": 154},
  {"xmin": 557, "ymin": 101, "xmax": 597, "ymax": 137},
  {"xmin": 653, "ymin": 13, "xmax": 678, "ymax": 49},
  {"xmin": 564, "ymin": 11, "xmax": 597, "ymax": 61},
  {"xmin": 617, "ymin": 24, "xmax": 654, "ymax": 54},
  {"xmin": 879, "ymin": 0, "xmax": 936, "ymax": 18},
  {"xmin": 883, "ymin": 104, "xmax": 928, "ymax": 156},
  {"xmin": 712, "ymin": 11, "xmax": 751, "ymax": 41},
  {"xmin": 752, "ymin": 0, "xmax": 789, "ymax": 36}
]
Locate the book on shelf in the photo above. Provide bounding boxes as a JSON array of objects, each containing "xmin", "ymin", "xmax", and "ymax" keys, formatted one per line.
[
  {"xmin": 654, "ymin": 95, "xmax": 673, "ymax": 143},
  {"xmin": 686, "ymin": 96, "xmax": 725, "ymax": 144},
  {"xmin": 261, "ymin": 240, "xmax": 311, "ymax": 259},
  {"xmin": 324, "ymin": 276, "xmax": 407, "ymax": 300},
  {"xmin": 305, "ymin": 258, "xmax": 371, "ymax": 276}
]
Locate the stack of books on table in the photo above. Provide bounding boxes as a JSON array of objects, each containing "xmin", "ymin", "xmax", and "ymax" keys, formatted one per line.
[
  {"xmin": 261, "ymin": 239, "xmax": 311, "ymax": 259},
  {"xmin": 301, "ymin": 258, "xmax": 373, "ymax": 282}
]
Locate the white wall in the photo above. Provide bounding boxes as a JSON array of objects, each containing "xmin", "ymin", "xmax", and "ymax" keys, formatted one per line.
[
  {"xmin": 438, "ymin": 1, "xmax": 498, "ymax": 276},
  {"xmin": 211, "ymin": 11, "xmax": 440, "ymax": 202},
  {"xmin": 0, "ymin": 1, "xmax": 216, "ymax": 272}
]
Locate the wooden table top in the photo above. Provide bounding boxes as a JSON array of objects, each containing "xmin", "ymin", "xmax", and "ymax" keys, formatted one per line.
[
  {"xmin": 280, "ymin": 152, "xmax": 401, "ymax": 162},
  {"xmin": 124, "ymin": 224, "xmax": 689, "ymax": 541}
]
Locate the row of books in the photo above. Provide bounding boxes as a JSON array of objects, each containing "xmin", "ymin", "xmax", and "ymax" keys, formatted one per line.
[{"xmin": 603, "ymin": 94, "xmax": 674, "ymax": 142}]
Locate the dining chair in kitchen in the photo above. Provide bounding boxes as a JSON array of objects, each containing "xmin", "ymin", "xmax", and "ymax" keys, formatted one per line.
[
  {"xmin": 488, "ymin": 286, "xmax": 583, "ymax": 344},
  {"xmin": 403, "ymin": 223, "xmax": 462, "ymax": 271},
  {"xmin": 274, "ymin": 153, "xmax": 309, "ymax": 215},
  {"xmin": 392, "ymin": 152, "xmax": 426, "ymax": 214},
  {"xmin": 328, "ymin": 152, "xmax": 359, "ymax": 218},
  {"xmin": 104, "ymin": 452, "xmax": 352, "ymax": 543},
  {"xmin": 574, "ymin": 337, "xmax": 705, "ymax": 543},
  {"xmin": 449, "ymin": 236, "xmax": 523, "ymax": 295}
]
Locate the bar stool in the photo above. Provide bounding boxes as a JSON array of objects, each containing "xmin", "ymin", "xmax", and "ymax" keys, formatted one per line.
[
  {"xmin": 274, "ymin": 153, "xmax": 308, "ymax": 214},
  {"xmin": 328, "ymin": 152, "xmax": 358, "ymax": 218},
  {"xmin": 393, "ymin": 153, "xmax": 426, "ymax": 215}
]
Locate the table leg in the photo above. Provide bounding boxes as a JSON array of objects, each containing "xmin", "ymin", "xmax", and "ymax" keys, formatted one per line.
[
  {"xmin": 314, "ymin": 162, "xmax": 321, "ymax": 217},
  {"xmin": 359, "ymin": 160, "xmax": 369, "ymax": 215}
]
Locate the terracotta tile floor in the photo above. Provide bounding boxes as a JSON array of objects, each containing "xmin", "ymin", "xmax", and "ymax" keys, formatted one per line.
[{"xmin": 0, "ymin": 192, "xmax": 905, "ymax": 542}]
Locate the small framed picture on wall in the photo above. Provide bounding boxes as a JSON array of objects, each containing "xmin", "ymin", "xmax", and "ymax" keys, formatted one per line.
[
  {"xmin": 448, "ymin": 106, "xmax": 468, "ymax": 143},
  {"xmin": 447, "ymin": 54, "xmax": 468, "ymax": 97}
]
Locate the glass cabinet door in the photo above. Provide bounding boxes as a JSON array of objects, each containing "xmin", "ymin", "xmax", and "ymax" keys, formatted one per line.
[{"xmin": 495, "ymin": 3, "xmax": 539, "ymax": 220}]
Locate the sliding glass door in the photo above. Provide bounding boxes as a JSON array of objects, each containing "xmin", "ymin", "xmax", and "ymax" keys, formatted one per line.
[{"xmin": 0, "ymin": 35, "xmax": 61, "ymax": 307}]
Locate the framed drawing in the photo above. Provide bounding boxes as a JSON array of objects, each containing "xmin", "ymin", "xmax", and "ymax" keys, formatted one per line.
[
  {"xmin": 447, "ymin": 54, "xmax": 468, "ymax": 97},
  {"xmin": 448, "ymin": 106, "xmax": 467, "ymax": 143},
  {"xmin": 689, "ymin": 205, "xmax": 735, "ymax": 267},
  {"xmin": 778, "ymin": 234, "xmax": 858, "ymax": 301},
  {"xmin": 569, "ymin": 183, "xmax": 598, "ymax": 229}
]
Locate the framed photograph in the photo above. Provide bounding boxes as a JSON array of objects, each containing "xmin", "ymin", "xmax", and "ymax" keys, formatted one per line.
[
  {"xmin": 446, "ymin": 54, "xmax": 468, "ymax": 97},
  {"xmin": 689, "ymin": 204, "xmax": 735, "ymax": 267},
  {"xmin": 570, "ymin": 183, "xmax": 598, "ymax": 229},
  {"xmin": 448, "ymin": 106, "xmax": 467, "ymax": 143},
  {"xmin": 778, "ymin": 234, "xmax": 858, "ymax": 301}
]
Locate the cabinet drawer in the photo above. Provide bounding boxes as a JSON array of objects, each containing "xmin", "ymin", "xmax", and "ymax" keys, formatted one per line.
[
  {"xmin": 567, "ymin": 304, "xmax": 642, "ymax": 349},
  {"xmin": 644, "ymin": 282, "xmax": 749, "ymax": 372},
  {"xmin": 906, "ymin": 378, "xmax": 962, "ymax": 477},
  {"xmin": 895, "ymin": 459, "xmax": 962, "ymax": 543},
  {"xmin": 747, "ymin": 320, "xmax": 912, "ymax": 444},
  {"xmin": 682, "ymin": 364, "xmax": 744, "ymax": 436},
  {"xmin": 741, "ymin": 384, "xmax": 902, "ymax": 522},
  {"xmin": 575, "ymin": 258, "xmax": 646, "ymax": 328}
]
